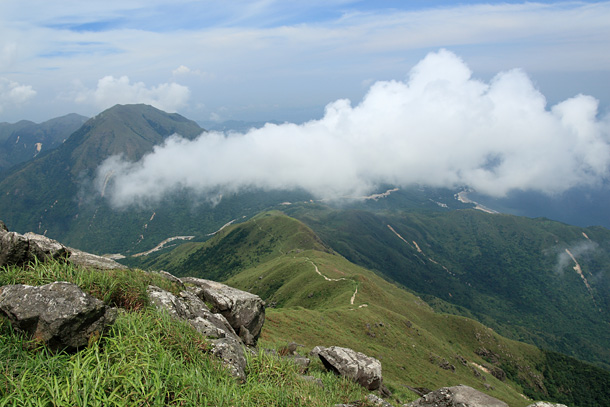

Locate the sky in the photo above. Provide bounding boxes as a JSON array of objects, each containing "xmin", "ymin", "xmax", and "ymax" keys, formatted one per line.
[
  {"xmin": 1, "ymin": 1, "xmax": 610, "ymax": 124},
  {"xmin": 2, "ymin": 1, "xmax": 610, "ymax": 206}
]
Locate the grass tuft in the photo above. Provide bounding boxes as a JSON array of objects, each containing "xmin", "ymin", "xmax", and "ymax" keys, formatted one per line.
[{"xmin": 0, "ymin": 259, "xmax": 181, "ymax": 310}]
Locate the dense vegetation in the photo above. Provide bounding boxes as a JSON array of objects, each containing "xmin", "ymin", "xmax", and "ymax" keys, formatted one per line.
[
  {"xmin": 135, "ymin": 211, "xmax": 610, "ymax": 406},
  {"xmin": 281, "ymin": 204, "xmax": 610, "ymax": 370},
  {"xmin": 0, "ymin": 113, "xmax": 87, "ymax": 173}
]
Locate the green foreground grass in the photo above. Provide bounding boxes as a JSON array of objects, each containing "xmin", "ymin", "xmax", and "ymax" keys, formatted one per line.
[{"xmin": 0, "ymin": 261, "xmax": 372, "ymax": 407}]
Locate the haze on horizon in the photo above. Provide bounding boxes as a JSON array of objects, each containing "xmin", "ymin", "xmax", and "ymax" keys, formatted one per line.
[
  {"xmin": 1, "ymin": 1, "xmax": 610, "ymax": 124},
  {"xmin": 2, "ymin": 1, "xmax": 610, "ymax": 209}
]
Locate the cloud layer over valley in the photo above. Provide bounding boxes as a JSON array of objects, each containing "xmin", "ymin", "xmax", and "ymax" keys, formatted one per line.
[{"xmin": 96, "ymin": 50, "xmax": 610, "ymax": 208}]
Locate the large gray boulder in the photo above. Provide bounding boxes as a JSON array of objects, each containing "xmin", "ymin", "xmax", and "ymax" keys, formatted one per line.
[
  {"xmin": 66, "ymin": 248, "xmax": 127, "ymax": 270},
  {"xmin": 405, "ymin": 385, "xmax": 508, "ymax": 407},
  {"xmin": 317, "ymin": 346, "xmax": 383, "ymax": 390},
  {"xmin": 182, "ymin": 277, "xmax": 265, "ymax": 346},
  {"xmin": 0, "ymin": 221, "xmax": 125, "ymax": 270},
  {"xmin": 0, "ymin": 226, "xmax": 68, "ymax": 267},
  {"xmin": 147, "ymin": 285, "xmax": 247, "ymax": 381},
  {"xmin": 0, "ymin": 282, "xmax": 117, "ymax": 350}
]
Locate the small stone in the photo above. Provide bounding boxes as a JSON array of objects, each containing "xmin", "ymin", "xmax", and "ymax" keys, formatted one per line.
[{"xmin": 317, "ymin": 346, "xmax": 383, "ymax": 390}]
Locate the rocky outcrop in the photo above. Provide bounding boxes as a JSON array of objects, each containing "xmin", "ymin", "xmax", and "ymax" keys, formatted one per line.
[
  {"xmin": 149, "ymin": 270, "xmax": 186, "ymax": 290},
  {"xmin": 526, "ymin": 403, "xmax": 568, "ymax": 407},
  {"xmin": 335, "ymin": 394, "xmax": 393, "ymax": 407},
  {"xmin": 0, "ymin": 222, "xmax": 125, "ymax": 270},
  {"xmin": 67, "ymin": 247, "xmax": 127, "ymax": 270},
  {"xmin": 405, "ymin": 385, "xmax": 508, "ymax": 407},
  {"xmin": 0, "ymin": 282, "xmax": 117, "ymax": 351},
  {"xmin": 0, "ymin": 223, "xmax": 68, "ymax": 267},
  {"xmin": 182, "ymin": 277, "xmax": 265, "ymax": 346},
  {"xmin": 147, "ymin": 285, "xmax": 247, "ymax": 381},
  {"xmin": 316, "ymin": 345, "xmax": 383, "ymax": 390}
]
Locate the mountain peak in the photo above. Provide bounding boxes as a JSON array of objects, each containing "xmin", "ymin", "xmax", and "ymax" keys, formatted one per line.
[{"xmin": 64, "ymin": 104, "xmax": 204, "ymax": 175}]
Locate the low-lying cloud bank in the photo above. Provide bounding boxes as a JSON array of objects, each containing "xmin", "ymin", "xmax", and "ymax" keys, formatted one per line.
[{"xmin": 96, "ymin": 49, "xmax": 610, "ymax": 208}]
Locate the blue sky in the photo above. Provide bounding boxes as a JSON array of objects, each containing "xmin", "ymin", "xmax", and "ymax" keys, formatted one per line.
[{"xmin": 1, "ymin": 0, "xmax": 609, "ymax": 123}]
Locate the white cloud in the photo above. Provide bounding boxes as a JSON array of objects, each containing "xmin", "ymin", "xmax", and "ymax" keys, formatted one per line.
[
  {"xmin": 172, "ymin": 65, "xmax": 192, "ymax": 76},
  {"xmin": 96, "ymin": 49, "xmax": 610, "ymax": 208},
  {"xmin": 0, "ymin": 43, "xmax": 17, "ymax": 69},
  {"xmin": 75, "ymin": 75, "xmax": 190, "ymax": 112},
  {"xmin": 0, "ymin": 78, "xmax": 36, "ymax": 112},
  {"xmin": 172, "ymin": 65, "xmax": 212, "ymax": 80},
  {"xmin": 1, "ymin": 1, "xmax": 610, "ymax": 123}
]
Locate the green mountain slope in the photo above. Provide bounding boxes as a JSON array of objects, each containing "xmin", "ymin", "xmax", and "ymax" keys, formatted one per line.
[
  {"xmin": 136, "ymin": 211, "xmax": 610, "ymax": 406},
  {"xmin": 0, "ymin": 104, "xmax": 201, "ymax": 250},
  {"xmin": 0, "ymin": 105, "xmax": 319, "ymax": 255},
  {"xmin": 281, "ymin": 204, "xmax": 610, "ymax": 370},
  {"xmin": 0, "ymin": 113, "xmax": 87, "ymax": 173}
]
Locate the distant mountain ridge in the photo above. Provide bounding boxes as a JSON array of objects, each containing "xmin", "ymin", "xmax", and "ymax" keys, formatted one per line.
[
  {"xmin": 0, "ymin": 104, "xmax": 318, "ymax": 254},
  {"xmin": 0, "ymin": 113, "xmax": 87, "ymax": 173},
  {"xmin": 0, "ymin": 104, "xmax": 205, "ymax": 247}
]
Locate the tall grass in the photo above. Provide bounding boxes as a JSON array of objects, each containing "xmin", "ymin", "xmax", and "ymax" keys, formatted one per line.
[
  {"xmin": 0, "ymin": 261, "xmax": 372, "ymax": 406},
  {"xmin": 0, "ymin": 311, "xmax": 370, "ymax": 406},
  {"xmin": 0, "ymin": 259, "xmax": 181, "ymax": 310}
]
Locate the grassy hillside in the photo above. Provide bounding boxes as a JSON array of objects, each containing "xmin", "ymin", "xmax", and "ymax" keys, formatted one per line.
[
  {"xmin": 281, "ymin": 204, "xmax": 610, "ymax": 370},
  {"xmin": 0, "ymin": 260, "xmax": 373, "ymax": 406},
  {"xmin": 138, "ymin": 211, "xmax": 610, "ymax": 406}
]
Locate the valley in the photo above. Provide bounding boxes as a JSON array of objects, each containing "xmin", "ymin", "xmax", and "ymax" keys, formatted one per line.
[
  {"xmin": 132, "ymin": 211, "xmax": 610, "ymax": 406},
  {"xmin": 1, "ymin": 104, "xmax": 610, "ymax": 406}
]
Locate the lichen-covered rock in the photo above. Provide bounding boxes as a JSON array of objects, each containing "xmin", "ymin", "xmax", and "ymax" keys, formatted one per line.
[
  {"xmin": 0, "ymin": 282, "xmax": 116, "ymax": 350},
  {"xmin": 67, "ymin": 248, "xmax": 127, "ymax": 270},
  {"xmin": 209, "ymin": 337, "xmax": 247, "ymax": 381},
  {"xmin": 310, "ymin": 345, "xmax": 325, "ymax": 357},
  {"xmin": 149, "ymin": 270, "xmax": 185, "ymax": 289},
  {"xmin": 147, "ymin": 285, "xmax": 247, "ymax": 381},
  {"xmin": 405, "ymin": 385, "xmax": 508, "ymax": 407},
  {"xmin": 182, "ymin": 277, "xmax": 265, "ymax": 346},
  {"xmin": 0, "ymin": 228, "xmax": 68, "ymax": 267},
  {"xmin": 0, "ymin": 221, "xmax": 125, "ymax": 270},
  {"xmin": 334, "ymin": 394, "xmax": 392, "ymax": 407},
  {"xmin": 367, "ymin": 394, "xmax": 393, "ymax": 407},
  {"xmin": 317, "ymin": 346, "xmax": 383, "ymax": 390}
]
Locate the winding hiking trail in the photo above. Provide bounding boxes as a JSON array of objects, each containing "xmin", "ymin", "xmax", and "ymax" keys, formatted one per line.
[
  {"xmin": 132, "ymin": 235, "xmax": 195, "ymax": 257},
  {"xmin": 307, "ymin": 259, "xmax": 360, "ymax": 306},
  {"xmin": 308, "ymin": 260, "xmax": 347, "ymax": 282},
  {"xmin": 206, "ymin": 219, "xmax": 239, "ymax": 236},
  {"xmin": 350, "ymin": 287, "xmax": 358, "ymax": 305}
]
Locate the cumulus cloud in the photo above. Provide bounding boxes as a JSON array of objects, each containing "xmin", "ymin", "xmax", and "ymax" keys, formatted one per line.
[
  {"xmin": 0, "ymin": 77, "xmax": 36, "ymax": 112},
  {"xmin": 96, "ymin": 49, "xmax": 610, "ymax": 208},
  {"xmin": 75, "ymin": 75, "xmax": 190, "ymax": 112}
]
